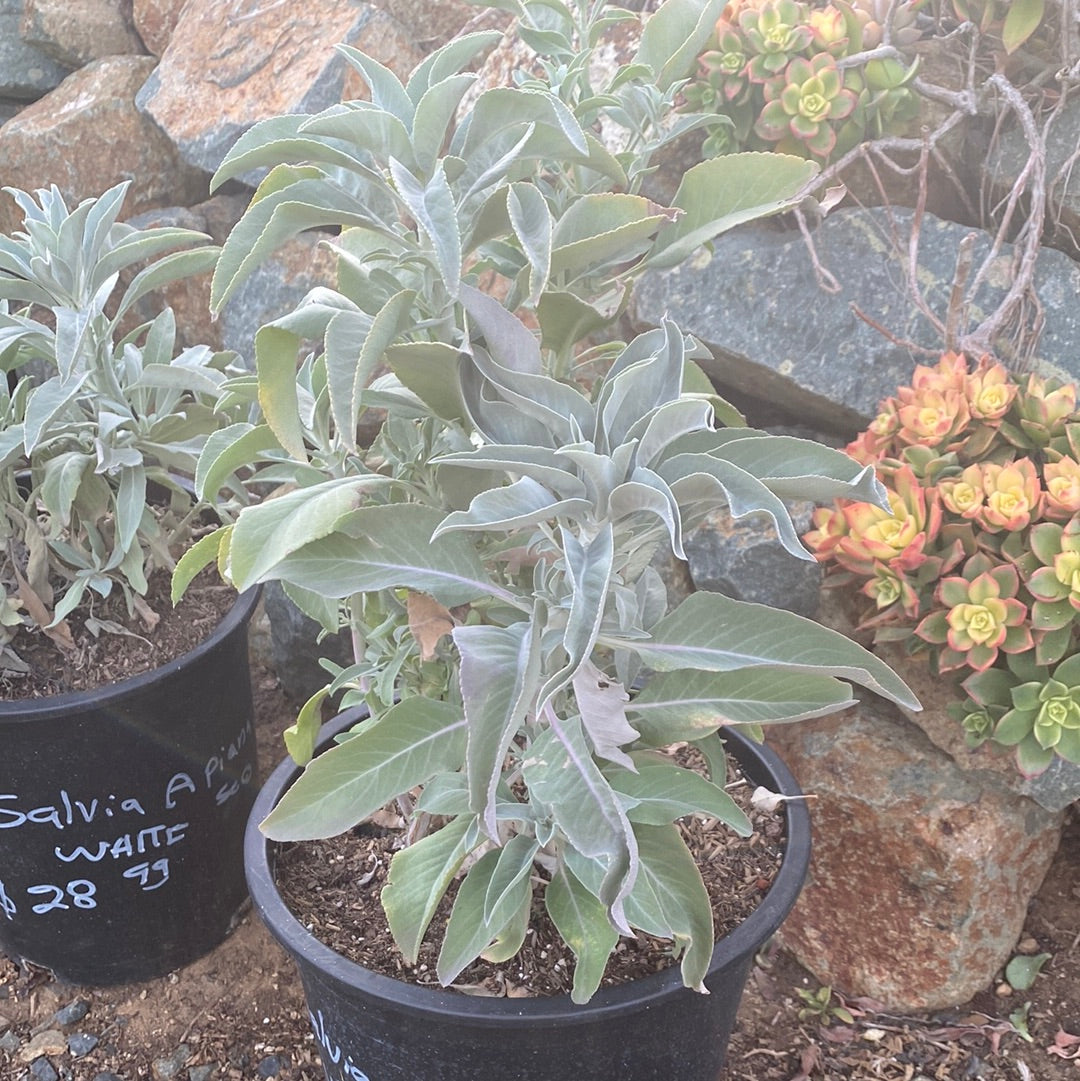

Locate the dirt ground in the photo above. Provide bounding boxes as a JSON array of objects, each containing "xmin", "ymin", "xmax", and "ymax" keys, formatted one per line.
[{"xmin": 1, "ymin": 662, "xmax": 1078, "ymax": 1081}]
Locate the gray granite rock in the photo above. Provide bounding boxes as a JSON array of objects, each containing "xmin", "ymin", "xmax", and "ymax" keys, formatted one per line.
[
  {"xmin": 684, "ymin": 500, "xmax": 821, "ymax": 618},
  {"xmin": 631, "ymin": 207, "xmax": 1080, "ymax": 434},
  {"xmin": 0, "ymin": 0, "xmax": 71, "ymax": 100}
]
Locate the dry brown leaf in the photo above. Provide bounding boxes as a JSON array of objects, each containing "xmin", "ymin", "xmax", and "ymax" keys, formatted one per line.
[
  {"xmin": 12, "ymin": 563, "xmax": 75, "ymax": 653},
  {"xmin": 787, "ymin": 1042, "xmax": 821, "ymax": 1081},
  {"xmin": 1048, "ymin": 1028, "xmax": 1080, "ymax": 1058},
  {"xmin": 406, "ymin": 592, "xmax": 455, "ymax": 660},
  {"xmin": 133, "ymin": 593, "xmax": 161, "ymax": 631}
]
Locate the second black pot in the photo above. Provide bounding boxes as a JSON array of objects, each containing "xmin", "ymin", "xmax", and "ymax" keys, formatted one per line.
[{"xmin": 247, "ymin": 709, "xmax": 811, "ymax": 1081}]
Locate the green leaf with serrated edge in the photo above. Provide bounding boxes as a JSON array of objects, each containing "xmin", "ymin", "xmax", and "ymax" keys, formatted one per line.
[
  {"xmin": 253, "ymin": 325, "xmax": 307, "ymax": 461},
  {"xmin": 647, "ymin": 153, "xmax": 816, "ymax": 270},
  {"xmin": 482, "ymin": 833, "xmax": 539, "ymax": 924},
  {"xmin": 171, "ymin": 526, "xmax": 230, "ymax": 603},
  {"xmin": 281, "ymin": 581, "xmax": 340, "ymax": 635},
  {"xmin": 459, "ymin": 283, "xmax": 542, "ymax": 374},
  {"xmin": 536, "ymin": 290, "xmax": 621, "ymax": 358},
  {"xmin": 1005, "ymin": 952, "xmax": 1050, "ymax": 991},
  {"xmin": 435, "ymin": 477, "xmax": 591, "ymax": 537},
  {"xmin": 507, "ymin": 183, "xmax": 552, "ymax": 308},
  {"xmin": 1002, "ymin": 0, "xmax": 1044, "ymax": 53},
  {"xmin": 633, "ymin": 0, "xmax": 725, "ymax": 91},
  {"xmin": 382, "ymin": 815, "xmax": 478, "ymax": 964},
  {"xmin": 631, "ymin": 668, "xmax": 855, "ymax": 743},
  {"xmin": 336, "ymin": 44, "xmax": 415, "ymax": 124},
  {"xmin": 270, "ymin": 503, "xmax": 500, "ymax": 607},
  {"xmin": 538, "ymin": 524, "xmax": 615, "ymax": 713},
  {"xmin": 414, "ymin": 772, "xmax": 472, "ymax": 815},
  {"xmin": 550, "ymin": 194, "xmax": 671, "ymax": 278},
  {"xmin": 324, "ymin": 308, "xmax": 374, "ymax": 450},
  {"xmin": 284, "ymin": 687, "xmax": 330, "ymax": 766},
  {"xmin": 388, "ymin": 159, "xmax": 461, "ymax": 294},
  {"xmin": 195, "ymin": 423, "xmax": 279, "ymax": 503},
  {"xmin": 349, "ymin": 289, "xmax": 415, "ymax": 439},
  {"xmin": 606, "ymin": 754, "xmax": 750, "ymax": 833},
  {"xmin": 436, "ymin": 845, "xmax": 533, "ymax": 984},
  {"xmin": 523, "ymin": 715, "xmax": 636, "ymax": 935},
  {"xmin": 433, "ymin": 446, "xmax": 587, "ymax": 499},
  {"xmin": 261, "ymin": 698, "xmax": 467, "ymax": 841},
  {"xmin": 228, "ymin": 476, "xmax": 388, "ymax": 591},
  {"xmin": 459, "ymin": 87, "xmax": 589, "ymax": 160},
  {"xmin": 456, "ymin": 620, "xmax": 543, "ymax": 837},
  {"xmin": 384, "ymin": 342, "xmax": 466, "ymax": 421},
  {"xmin": 208, "ymin": 115, "xmax": 382, "ymax": 192},
  {"xmin": 111, "ymin": 246, "xmax": 220, "ymax": 326},
  {"xmin": 412, "ymin": 74, "xmax": 477, "ymax": 175},
  {"xmin": 300, "ymin": 105, "xmax": 415, "ymax": 169},
  {"xmin": 545, "ymin": 863, "xmax": 618, "ymax": 1004},
  {"xmin": 623, "ymin": 592, "xmax": 919, "ymax": 711},
  {"xmin": 405, "ymin": 31, "xmax": 503, "ymax": 103}
]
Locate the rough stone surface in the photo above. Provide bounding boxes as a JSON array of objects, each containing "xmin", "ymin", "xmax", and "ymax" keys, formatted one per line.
[
  {"xmin": 218, "ymin": 230, "xmax": 339, "ymax": 367},
  {"xmin": 136, "ymin": 0, "xmax": 423, "ymax": 177},
  {"xmin": 263, "ymin": 581, "xmax": 352, "ymax": 705},
  {"xmin": 989, "ymin": 103, "xmax": 1080, "ymax": 260},
  {"xmin": 767, "ymin": 696, "xmax": 1063, "ymax": 1012},
  {"xmin": 631, "ymin": 207, "xmax": 1080, "ymax": 435},
  {"xmin": 132, "ymin": 0, "xmax": 185, "ymax": 56},
  {"xmin": 0, "ymin": 0, "xmax": 72, "ymax": 100},
  {"xmin": 684, "ymin": 500, "xmax": 821, "ymax": 618},
  {"xmin": 0, "ymin": 56, "xmax": 209, "ymax": 236},
  {"xmin": 22, "ymin": 0, "xmax": 145, "ymax": 68},
  {"xmin": 380, "ymin": 0, "xmax": 481, "ymax": 48}
]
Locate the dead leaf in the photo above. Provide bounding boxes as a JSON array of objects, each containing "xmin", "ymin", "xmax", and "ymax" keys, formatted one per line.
[
  {"xmin": 132, "ymin": 593, "xmax": 161, "ymax": 631},
  {"xmin": 407, "ymin": 592, "xmax": 455, "ymax": 660},
  {"xmin": 12, "ymin": 563, "xmax": 75, "ymax": 653},
  {"xmin": 787, "ymin": 1042, "xmax": 821, "ymax": 1081},
  {"xmin": 1047, "ymin": 1029, "xmax": 1080, "ymax": 1059}
]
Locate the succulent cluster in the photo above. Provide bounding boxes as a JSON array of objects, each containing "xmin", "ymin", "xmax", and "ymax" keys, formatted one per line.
[
  {"xmin": 683, "ymin": 0, "xmax": 924, "ymax": 161},
  {"xmin": 806, "ymin": 352, "xmax": 1080, "ymax": 775}
]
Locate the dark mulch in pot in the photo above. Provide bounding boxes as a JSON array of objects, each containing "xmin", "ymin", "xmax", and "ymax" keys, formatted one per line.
[
  {"xmin": 0, "ymin": 568, "xmax": 236, "ymax": 699},
  {"xmin": 274, "ymin": 751, "xmax": 787, "ymax": 997}
]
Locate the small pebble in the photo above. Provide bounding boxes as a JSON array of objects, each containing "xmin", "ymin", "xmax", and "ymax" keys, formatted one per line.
[
  {"xmin": 996, "ymin": 982, "xmax": 1013, "ymax": 996},
  {"xmin": 52, "ymin": 1001, "xmax": 90, "ymax": 1027},
  {"xmin": 29, "ymin": 1057, "xmax": 59, "ymax": 1081},
  {"xmin": 93, "ymin": 1074, "xmax": 124, "ymax": 1081},
  {"xmin": 1017, "ymin": 936, "xmax": 1039, "ymax": 953},
  {"xmin": 188, "ymin": 1067, "xmax": 215, "ymax": 1081},
  {"xmin": 257, "ymin": 1055, "xmax": 287, "ymax": 1077},
  {"xmin": 153, "ymin": 1044, "xmax": 192, "ymax": 1079},
  {"xmin": 67, "ymin": 1033, "xmax": 99, "ymax": 1057},
  {"xmin": 0, "ymin": 1029, "xmax": 20, "ymax": 1053},
  {"xmin": 19, "ymin": 1030, "xmax": 66, "ymax": 1063}
]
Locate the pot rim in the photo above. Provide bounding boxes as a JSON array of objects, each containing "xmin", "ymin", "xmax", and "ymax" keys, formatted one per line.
[
  {"xmin": 0, "ymin": 586, "xmax": 260, "ymax": 721},
  {"xmin": 246, "ymin": 707, "xmax": 811, "ymax": 1026}
]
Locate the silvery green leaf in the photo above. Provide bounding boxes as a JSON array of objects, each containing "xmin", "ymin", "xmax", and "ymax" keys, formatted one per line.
[
  {"xmin": 132, "ymin": 363, "xmax": 224, "ymax": 398},
  {"xmin": 625, "ymin": 823, "xmax": 714, "ymax": 992},
  {"xmin": 507, "ymin": 183, "xmax": 552, "ymax": 308},
  {"xmin": 436, "ymin": 843, "xmax": 534, "ymax": 984},
  {"xmin": 523, "ymin": 715, "xmax": 636, "ymax": 934},
  {"xmin": 114, "ymin": 465, "xmax": 145, "ymax": 557},
  {"xmin": 630, "ymin": 667, "xmax": 856, "ymax": 744},
  {"xmin": 535, "ymin": 289, "xmax": 622, "ymax": 360},
  {"xmin": 53, "ymin": 306, "xmax": 94, "ymax": 382},
  {"xmin": 459, "ymin": 284, "xmax": 542, "ymax": 375},
  {"xmin": 607, "ymin": 753, "xmax": 750, "ymax": 833},
  {"xmin": 227, "ymin": 475, "xmax": 391, "ymax": 590},
  {"xmin": 628, "ymin": 398, "xmax": 714, "ymax": 470},
  {"xmin": 627, "ymin": 592, "xmax": 920, "ymax": 710},
  {"xmin": 0, "ymin": 424, "xmax": 25, "ymax": 471},
  {"xmin": 572, "ymin": 659, "xmax": 638, "ymax": 770},
  {"xmin": 300, "ymin": 103, "xmax": 415, "ymax": 169},
  {"xmin": 435, "ymin": 476, "xmax": 591, "ymax": 536},
  {"xmin": 483, "ymin": 833, "xmax": 539, "ymax": 923},
  {"xmin": 336, "ymin": 44, "xmax": 415, "ymax": 125},
  {"xmin": 459, "ymin": 358, "xmax": 559, "ymax": 447},
  {"xmin": 545, "ymin": 864, "xmax": 618, "ymax": 1004},
  {"xmin": 693, "ymin": 433, "xmax": 889, "ymax": 508},
  {"xmin": 195, "ymin": 423, "xmax": 280, "ymax": 502},
  {"xmin": 260, "ymin": 698, "xmax": 467, "ymax": 841},
  {"xmin": 608, "ymin": 467, "xmax": 683, "ymax": 558},
  {"xmin": 458, "ymin": 87, "xmax": 588, "ymax": 160},
  {"xmin": 549, "ymin": 194, "xmax": 672, "ymax": 279},
  {"xmin": 40, "ymin": 451, "xmax": 92, "ymax": 527},
  {"xmin": 660, "ymin": 453, "xmax": 810, "ymax": 560},
  {"xmin": 111, "ymin": 246, "xmax": 220, "ymax": 326},
  {"xmin": 412, "ymin": 73, "xmax": 477, "ymax": 175},
  {"xmin": 253, "ymin": 325, "xmax": 307, "ymax": 460},
  {"xmin": 456, "ymin": 122, "xmax": 537, "ymax": 207},
  {"xmin": 405, "ymin": 30, "xmax": 503, "ymax": 103},
  {"xmin": 648, "ymin": 153, "xmax": 816, "ymax": 270},
  {"xmin": 415, "ymin": 772, "xmax": 472, "ymax": 815},
  {"xmin": 383, "ymin": 342, "xmax": 466, "ymax": 421},
  {"xmin": 23, "ymin": 374, "xmax": 86, "ymax": 454},
  {"xmin": 633, "ymin": 0, "xmax": 725, "ymax": 91},
  {"xmin": 538, "ymin": 524, "xmax": 614, "ymax": 713},
  {"xmin": 456, "ymin": 620, "xmax": 542, "ymax": 837},
  {"xmin": 433, "ymin": 445, "xmax": 586, "ymax": 499},
  {"xmin": 273, "ymin": 503, "xmax": 501, "ymax": 607},
  {"xmin": 0, "ymin": 276, "xmax": 54, "ymax": 307},
  {"xmin": 383, "ymin": 814, "xmax": 478, "ymax": 964},
  {"xmin": 389, "ymin": 158, "xmax": 461, "ymax": 295},
  {"xmin": 282, "ymin": 580, "xmax": 340, "ymax": 636}
]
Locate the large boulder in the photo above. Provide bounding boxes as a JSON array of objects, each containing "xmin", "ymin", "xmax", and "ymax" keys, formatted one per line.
[
  {"xmin": 0, "ymin": 56, "xmax": 209, "ymax": 236},
  {"xmin": 767, "ymin": 694, "xmax": 1063, "ymax": 1012},
  {"xmin": 21, "ymin": 0, "xmax": 145, "ymax": 68},
  {"xmin": 0, "ymin": 0, "xmax": 72, "ymax": 100},
  {"xmin": 631, "ymin": 206, "xmax": 1080, "ymax": 435},
  {"xmin": 132, "ymin": 0, "xmax": 186, "ymax": 56},
  {"xmin": 135, "ymin": 0, "xmax": 423, "ymax": 178}
]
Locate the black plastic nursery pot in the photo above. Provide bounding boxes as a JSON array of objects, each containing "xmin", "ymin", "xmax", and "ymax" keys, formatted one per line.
[
  {"xmin": 246, "ymin": 708, "xmax": 812, "ymax": 1081},
  {"xmin": 0, "ymin": 588, "xmax": 260, "ymax": 986}
]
